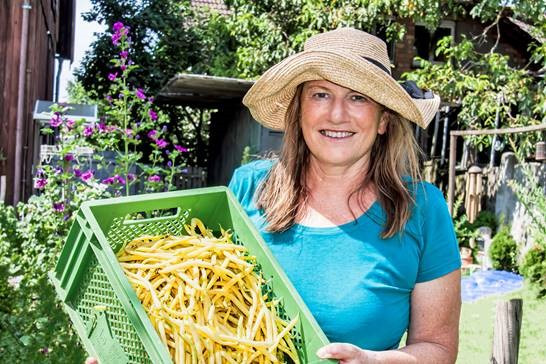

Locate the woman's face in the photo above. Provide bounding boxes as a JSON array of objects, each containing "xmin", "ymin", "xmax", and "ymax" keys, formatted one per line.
[{"xmin": 300, "ymin": 80, "xmax": 388, "ymax": 170}]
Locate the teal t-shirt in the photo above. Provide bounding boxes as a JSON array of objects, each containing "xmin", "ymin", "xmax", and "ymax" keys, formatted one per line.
[{"xmin": 228, "ymin": 159, "xmax": 461, "ymax": 351}]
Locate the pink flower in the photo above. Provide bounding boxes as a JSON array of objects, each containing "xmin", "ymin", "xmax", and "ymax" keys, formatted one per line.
[
  {"xmin": 49, "ymin": 115, "xmax": 62, "ymax": 128},
  {"xmin": 125, "ymin": 129, "xmax": 133, "ymax": 136},
  {"xmin": 113, "ymin": 22, "xmax": 124, "ymax": 32},
  {"xmin": 108, "ymin": 72, "xmax": 117, "ymax": 81},
  {"xmin": 148, "ymin": 109, "xmax": 157, "ymax": 120},
  {"xmin": 102, "ymin": 177, "xmax": 115, "ymax": 184},
  {"xmin": 120, "ymin": 64, "xmax": 127, "ymax": 71},
  {"xmin": 147, "ymin": 130, "xmax": 157, "ymax": 140},
  {"xmin": 115, "ymin": 175, "xmax": 126, "ymax": 185},
  {"xmin": 135, "ymin": 88, "xmax": 146, "ymax": 100},
  {"xmin": 111, "ymin": 33, "xmax": 121, "ymax": 46},
  {"xmin": 64, "ymin": 153, "xmax": 74, "ymax": 162},
  {"xmin": 81, "ymin": 170, "xmax": 94, "ymax": 182},
  {"xmin": 174, "ymin": 145, "xmax": 188, "ymax": 152},
  {"xmin": 73, "ymin": 168, "xmax": 82, "ymax": 177},
  {"xmin": 34, "ymin": 178, "xmax": 47, "ymax": 189},
  {"xmin": 66, "ymin": 119, "xmax": 75, "ymax": 129},
  {"xmin": 83, "ymin": 126, "xmax": 94, "ymax": 137},
  {"xmin": 148, "ymin": 175, "xmax": 161, "ymax": 182},
  {"xmin": 127, "ymin": 173, "xmax": 136, "ymax": 181},
  {"xmin": 98, "ymin": 122, "xmax": 107, "ymax": 132},
  {"xmin": 119, "ymin": 50, "xmax": 128, "ymax": 59},
  {"xmin": 155, "ymin": 139, "xmax": 168, "ymax": 149},
  {"xmin": 53, "ymin": 202, "xmax": 65, "ymax": 212}
]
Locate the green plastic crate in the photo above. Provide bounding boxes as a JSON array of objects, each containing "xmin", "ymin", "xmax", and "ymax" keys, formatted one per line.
[{"xmin": 50, "ymin": 186, "xmax": 333, "ymax": 363}]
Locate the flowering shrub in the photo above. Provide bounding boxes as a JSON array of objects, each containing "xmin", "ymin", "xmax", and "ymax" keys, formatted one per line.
[{"xmin": 0, "ymin": 22, "xmax": 189, "ymax": 361}]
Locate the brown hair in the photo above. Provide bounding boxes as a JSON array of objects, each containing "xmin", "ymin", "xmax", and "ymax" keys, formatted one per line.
[{"xmin": 256, "ymin": 84, "xmax": 422, "ymax": 238}]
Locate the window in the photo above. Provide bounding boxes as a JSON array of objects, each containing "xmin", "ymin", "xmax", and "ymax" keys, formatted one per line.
[{"xmin": 413, "ymin": 20, "xmax": 455, "ymax": 65}]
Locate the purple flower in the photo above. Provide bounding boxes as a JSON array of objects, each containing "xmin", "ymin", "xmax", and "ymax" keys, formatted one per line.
[
  {"xmin": 102, "ymin": 177, "xmax": 115, "ymax": 185},
  {"xmin": 64, "ymin": 153, "xmax": 74, "ymax": 162},
  {"xmin": 53, "ymin": 202, "xmax": 65, "ymax": 212},
  {"xmin": 108, "ymin": 72, "xmax": 118, "ymax": 81},
  {"xmin": 125, "ymin": 128, "xmax": 133, "ymax": 136},
  {"xmin": 147, "ymin": 130, "xmax": 157, "ymax": 140},
  {"xmin": 148, "ymin": 109, "xmax": 158, "ymax": 120},
  {"xmin": 167, "ymin": 161, "xmax": 172, "ymax": 167},
  {"xmin": 113, "ymin": 21, "xmax": 124, "ymax": 32},
  {"xmin": 161, "ymin": 125, "xmax": 168, "ymax": 132},
  {"xmin": 66, "ymin": 119, "xmax": 75, "ymax": 129},
  {"xmin": 135, "ymin": 134, "xmax": 140, "ymax": 140},
  {"xmin": 54, "ymin": 166, "xmax": 63, "ymax": 175},
  {"xmin": 148, "ymin": 175, "xmax": 161, "ymax": 182},
  {"xmin": 34, "ymin": 178, "xmax": 47, "ymax": 189},
  {"xmin": 49, "ymin": 115, "xmax": 62, "ymax": 128},
  {"xmin": 136, "ymin": 88, "xmax": 146, "ymax": 100},
  {"xmin": 111, "ymin": 33, "xmax": 121, "ymax": 46},
  {"xmin": 155, "ymin": 139, "xmax": 168, "ymax": 149},
  {"xmin": 115, "ymin": 175, "xmax": 126, "ymax": 185},
  {"xmin": 127, "ymin": 173, "xmax": 136, "ymax": 181},
  {"xmin": 73, "ymin": 168, "xmax": 82, "ymax": 177},
  {"xmin": 105, "ymin": 95, "xmax": 113, "ymax": 103},
  {"xmin": 148, "ymin": 96, "xmax": 154, "ymax": 103},
  {"xmin": 120, "ymin": 64, "xmax": 127, "ymax": 71},
  {"xmin": 119, "ymin": 50, "xmax": 128, "ymax": 59},
  {"xmin": 81, "ymin": 170, "xmax": 94, "ymax": 182},
  {"xmin": 83, "ymin": 126, "xmax": 94, "ymax": 137},
  {"xmin": 98, "ymin": 122, "xmax": 107, "ymax": 132},
  {"xmin": 174, "ymin": 145, "xmax": 188, "ymax": 152}
]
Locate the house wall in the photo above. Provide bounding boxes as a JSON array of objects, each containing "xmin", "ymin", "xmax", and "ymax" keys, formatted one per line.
[
  {"xmin": 207, "ymin": 106, "xmax": 261, "ymax": 186},
  {"xmin": 207, "ymin": 105, "xmax": 282, "ymax": 187},
  {"xmin": 486, "ymin": 153, "xmax": 545, "ymax": 253},
  {"xmin": 0, "ymin": 0, "xmax": 65, "ymax": 205},
  {"xmin": 392, "ymin": 17, "xmax": 530, "ymax": 79}
]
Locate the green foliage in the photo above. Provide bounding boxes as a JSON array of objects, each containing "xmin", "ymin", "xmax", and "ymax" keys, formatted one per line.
[
  {"xmin": 405, "ymin": 11, "xmax": 546, "ymax": 154},
  {"xmin": 472, "ymin": 210, "xmax": 498, "ymax": 235},
  {"xmin": 489, "ymin": 225, "xmax": 519, "ymax": 272},
  {"xmin": 0, "ymin": 23, "xmax": 195, "ymax": 361},
  {"xmin": 506, "ymin": 140, "xmax": 546, "ymax": 296},
  {"xmin": 520, "ymin": 244, "xmax": 546, "ymax": 298}
]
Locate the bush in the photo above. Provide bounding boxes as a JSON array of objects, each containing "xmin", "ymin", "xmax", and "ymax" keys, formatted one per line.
[
  {"xmin": 472, "ymin": 210, "xmax": 498, "ymax": 235},
  {"xmin": 489, "ymin": 225, "xmax": 519, "ymax": 272},
  {"xmin": 520, "ymin": 243, "xmax": 546, "ymax": 298}
]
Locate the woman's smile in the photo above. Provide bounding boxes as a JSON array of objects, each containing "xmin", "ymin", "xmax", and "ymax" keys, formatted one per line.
[{"xmin": 319, "ymin": 129, "xmax": 356, "ymax": 139}]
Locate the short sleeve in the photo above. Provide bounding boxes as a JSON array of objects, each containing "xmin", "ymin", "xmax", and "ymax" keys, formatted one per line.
[
  {"xmin": 416, "ymin": 183, "xmax": 461, "ymax": 283},
  {"xmin": 228, "ymin": 159, "xmax": 273, "ymax": 210}
]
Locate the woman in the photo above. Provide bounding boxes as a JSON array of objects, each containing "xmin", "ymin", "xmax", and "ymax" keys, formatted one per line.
[{"xmin": 229, "ymin": 28, "xmax": 461, "ymax": 363}]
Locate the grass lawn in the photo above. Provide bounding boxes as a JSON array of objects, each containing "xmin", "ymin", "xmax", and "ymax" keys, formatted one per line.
[{"xmin": 458, "ymin": 282, "xmax": 546, "ymax": 363}]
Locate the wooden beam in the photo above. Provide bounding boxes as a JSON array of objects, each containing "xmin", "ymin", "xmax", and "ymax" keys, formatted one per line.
[
  {"xmin": 450, "ymin": 123, "xmax": 546, "ymax": 136},
  {"xmin": 491, "ymin": 299, "xmax": 523, "ymax": 364},
  {"xmin": 448, "ymin": 134, "xmax": 458, "ymax": 215}
]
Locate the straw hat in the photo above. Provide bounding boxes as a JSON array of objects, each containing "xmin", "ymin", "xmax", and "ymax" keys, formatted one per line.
[{"xmin": 243, "ymin": 27, "xmax": 440, "ymax": 130}]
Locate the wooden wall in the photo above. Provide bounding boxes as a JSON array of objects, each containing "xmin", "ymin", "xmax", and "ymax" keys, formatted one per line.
[{"xmin": 0, "ymin": 0, "xmax": 66, "ymax": 205}]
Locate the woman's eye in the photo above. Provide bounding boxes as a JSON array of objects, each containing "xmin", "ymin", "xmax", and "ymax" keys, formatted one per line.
[
  {"xmin": 312, "ymin": 92, "xmax": 329, "ymax": 99},
  {"xmin": 351, "ymin": 94, "xmax": 368, "ymax": 102}
]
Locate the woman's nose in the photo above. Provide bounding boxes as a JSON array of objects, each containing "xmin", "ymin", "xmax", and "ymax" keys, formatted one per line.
[{"xmin": 328, "ymin": 98, "xmax": 349, "ymax": 124}]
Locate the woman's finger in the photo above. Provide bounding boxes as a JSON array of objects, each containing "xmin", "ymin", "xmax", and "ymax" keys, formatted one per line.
[{"xmin": 316, "ymin": 342, "xmax": 364, "ymax": 360}]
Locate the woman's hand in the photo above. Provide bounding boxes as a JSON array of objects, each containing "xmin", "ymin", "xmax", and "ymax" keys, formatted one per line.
[{"xmin": 316, "ymin": 343, "xmax": 377, "ymax": 363}]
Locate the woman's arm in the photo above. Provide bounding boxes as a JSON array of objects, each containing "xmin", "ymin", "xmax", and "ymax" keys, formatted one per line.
[{"xmin": 317, "ymin": 269, "xmax": 461, "ymax": 363}]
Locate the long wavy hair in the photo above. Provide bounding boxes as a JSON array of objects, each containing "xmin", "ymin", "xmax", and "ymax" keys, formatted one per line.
[{"xmin": 255, "ymin": 84, "xmax": 423, "ymax": 238}]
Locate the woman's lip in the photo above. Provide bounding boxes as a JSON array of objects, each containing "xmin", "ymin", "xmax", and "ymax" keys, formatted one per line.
[{"xmin": 319, "ymin": 130, "xmax": 356, "ymax": 138}]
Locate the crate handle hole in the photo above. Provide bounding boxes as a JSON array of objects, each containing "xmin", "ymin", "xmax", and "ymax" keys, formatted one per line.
[{"xmin": 123, "ymin": 207, "xmax": 186, "ymax": 225}]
